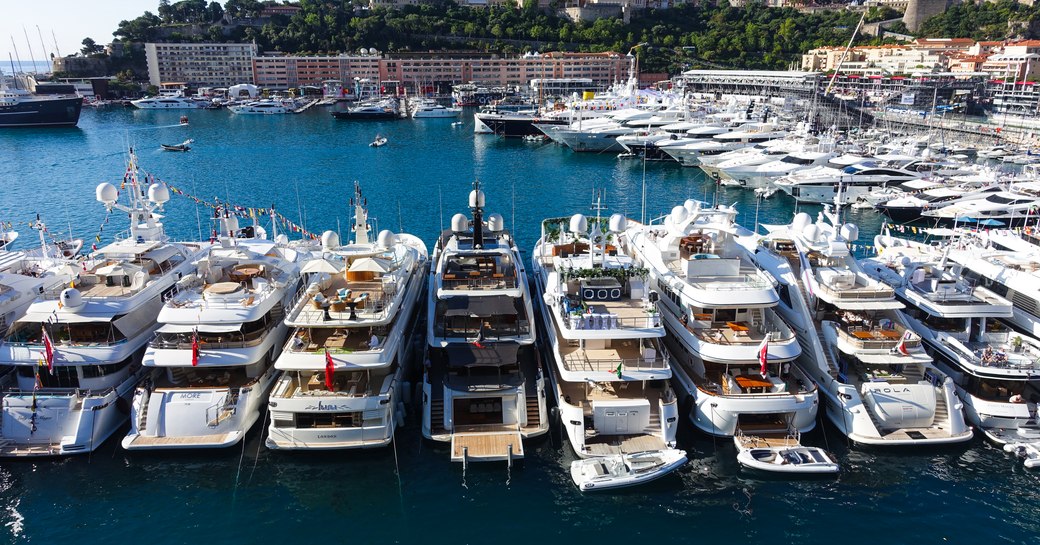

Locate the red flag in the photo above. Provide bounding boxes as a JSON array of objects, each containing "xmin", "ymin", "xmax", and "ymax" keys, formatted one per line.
[
  {"xmin": 758, "ymin": 337, "xmax": 769, "ymax": 377},
  {"xmin": 191, "ymin": 329, "xmax": 200, "ymax": 367},
  {"xmin": 325, "ymin": 349, "xmax": 335, "ymax": 390},
  {"xmin": 472, "ymin": 323, "xmax": 485, "ymax": 349},
  {"xmin": 895, "ymin": 331, "xmax": 910, "ymax": 356},
  {"xmin": 42, "ymin": 326, "xmax": 55, "ymax": 374}
]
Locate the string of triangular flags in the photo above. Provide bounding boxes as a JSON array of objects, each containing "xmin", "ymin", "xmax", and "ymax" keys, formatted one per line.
[{"xmin": 164, "ymin": 183, "xmax": 319, "ymax": 240}]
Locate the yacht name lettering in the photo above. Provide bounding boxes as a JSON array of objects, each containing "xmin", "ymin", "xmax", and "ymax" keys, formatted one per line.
[
  {"xmin": 177, "ymin": 392, "xmax": 205, "ymax": 400},
  {"xmin": 305, "ymin": 401, "xmax": 346, "ymax": 411}
]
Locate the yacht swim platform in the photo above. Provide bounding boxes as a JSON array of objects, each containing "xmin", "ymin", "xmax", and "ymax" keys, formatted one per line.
[{"xmin": 451, "ymin": 427, "xmax": 525, "ymax": 462}]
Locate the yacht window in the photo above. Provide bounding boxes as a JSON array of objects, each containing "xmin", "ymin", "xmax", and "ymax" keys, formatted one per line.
[
  {"xmin": 714, "ymin": 308, "xmax": 737, "ymax": 323},
  {"xmin": 967, "ymin": 377, "xmax": 1031, "ymax": 402},
  {"xmin": 986, "ymin": 195, "xmax": 1019, "ymax": 205},
  {"xmin": 4, "ymin": 322, "xmax": 42, "ymax": 344},
  {"xmin": 82, "ymin": 356, "xmax": 133, "ymax": 378},
  {"xmin": 921, "ymin": 313, "xmax": 966, "ymax": 332},
  {"xmin": 19, "ymin": 364, "xmax": 79, "ymax": 388},
  {"xmin": 777, "ymin": 284, "xmax": 793, "ymax": 308},
  {"xmin": 781, "ymin": 156, "xmax": 815, "ymax": 165}
]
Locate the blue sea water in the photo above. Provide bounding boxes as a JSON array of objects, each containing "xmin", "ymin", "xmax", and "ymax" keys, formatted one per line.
[{"xmin": 0, "ymin": 107, "xmax": 1038, "ymax": 544}]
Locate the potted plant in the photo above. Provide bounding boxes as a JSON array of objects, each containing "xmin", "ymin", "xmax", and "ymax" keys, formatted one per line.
[
  {"xmin": 646, "ymin": 305, "xmax": 660, "ymax": 328},
  {"xmin": 1012, "ymin": 335, "xmax": 1024, "ymax": 352}
]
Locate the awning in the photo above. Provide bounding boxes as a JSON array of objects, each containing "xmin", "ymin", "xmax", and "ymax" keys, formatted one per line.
[
  {"xmin": 443, "ymin": 295, "xmax": 515, "ymax": 317},
  {"xmin": 142, "ymin": 244, "xmax": 182, "ymax": 264},
  {"xmin": 156, "ymin": 324, "xmax": 243, "ymax": 333},
  {"xmin": 445, "ymin": 343, "xmax": 520, "ymax": 368},
  {"xmin": 20, "ymin": 311, "xmax": 111, "ymax": 324}
]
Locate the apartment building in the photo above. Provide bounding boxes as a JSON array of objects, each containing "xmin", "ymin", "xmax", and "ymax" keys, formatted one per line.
[
  {"xmin": 250, "ymin": 51, "xmax": 628, "ymax": 90},
  {"xmin": 145, "ymin": 42, "xmax": 258, "ymax": 87}
]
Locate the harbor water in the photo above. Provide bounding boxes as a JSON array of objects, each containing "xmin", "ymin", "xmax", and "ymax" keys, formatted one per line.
[{"xmin": 0, "ymin": 107, "xmax": 1037, "ymax": 544}]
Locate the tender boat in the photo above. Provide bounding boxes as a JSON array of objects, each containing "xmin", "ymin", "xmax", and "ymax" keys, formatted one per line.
[
  {"xmin": 370, "ymin": 136, "xmax": 388, "ymax": 147},
  {"xmin": 570, "ymin": 448, "xmax": 688, "ymax": 491},
  {"xmin": 734, "ymin": 432, "xmax": 840, "ymax": 475},
  {"xmin": 1004, "ymin": 441, "xmax": 1040, "ymax": 468},
  {"xmin": 161, "ymin": 139, "xmax": 193, "ymax": 152}
]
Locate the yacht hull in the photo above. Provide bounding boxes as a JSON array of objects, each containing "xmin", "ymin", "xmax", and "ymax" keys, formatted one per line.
[{"xmin": 0, "ymin": 95, "xmax": 83, "ymax": 128}]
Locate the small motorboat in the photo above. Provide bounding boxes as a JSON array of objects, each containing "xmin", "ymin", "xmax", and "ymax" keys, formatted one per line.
[
  {"xmin": 570, "ymin": 449, "xmax": 687, "ymax": 492},
  {"xmin": 734, "ymin": 432, "xmax": 839, "ymax": 475},
  {"xmin": 370, "ymin": 135, "xmax": 388, "ymax": 147},
  {"xmin": 0, "ymin": 228, "xmax": 18, "ymax": 250},
  {"xmin": 161, "ymin": 139, "xmax": 193, "ymax": 152},
  {"xmin": 1004, "ymin": 442, "xmax": 1040, "ymax": 468},
  {"xmin": 179, "ymin": 115, "xmax": 189, "ymax": 125},
  {"xmin": 451, "ymin": 121, "xmax": 463, "ymax": 127}
]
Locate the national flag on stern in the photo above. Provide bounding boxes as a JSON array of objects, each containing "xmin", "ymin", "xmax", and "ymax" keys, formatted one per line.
[
  {"xmin": 894, "ymin": 331, "xmax": 911, "ymax": 356},
  {"xmin": 614, "ymin": 362, "xmax": 623, "ymax": 379},
  {"xmin": 758, "ymin": 337, "xmax": 769, "ymax": 377},
  {"xmin": 191, "ymin": 329, "xmax": 200, "ymax": 366},
  {"xmin": 472, "ymin": 323, "xmax": 485, "ymax": 349},
  {"xmin": 41, "ymin": 326, "xmax": 55, "ymax": 374},
  {"xmin": 325, "ymin": 349, "xmax": 335, "ymax": 390}
]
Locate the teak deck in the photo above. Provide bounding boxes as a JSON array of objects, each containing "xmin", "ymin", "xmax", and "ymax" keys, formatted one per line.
[{"xmin": 450, "ymin": 431, "xmax": 524, "ymax": 462}]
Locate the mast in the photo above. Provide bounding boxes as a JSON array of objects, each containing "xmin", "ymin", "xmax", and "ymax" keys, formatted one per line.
[
  {"xmin": 824, "ymin": 11, "xmax": 867, "ymax": 97},
  {"xmin": 470, "ymin": 179, "xmax": 485, "ymax": 250},
  {"xmin": 350, "ymin": 182, "xmax": 370, "ymax": 245}
]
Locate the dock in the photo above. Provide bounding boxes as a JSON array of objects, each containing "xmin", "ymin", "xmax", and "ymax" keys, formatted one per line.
[{"xmin": 293, "ymin": 99, "xmax": 320, "ymax": 114}]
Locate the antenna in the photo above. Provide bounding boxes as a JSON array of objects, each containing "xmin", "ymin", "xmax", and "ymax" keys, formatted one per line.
[{"xmin": 51, "ymin": 30, "xmax": 61, "ymax": 57}]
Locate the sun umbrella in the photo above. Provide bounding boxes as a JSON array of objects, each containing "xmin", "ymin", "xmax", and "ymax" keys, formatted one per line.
[
  {"xmin": 348, "ymin": 256, "xmax": 391, "ymax": 273},
  {"xmin": 977, "ymin": 218, "xmax": 1005, "ymax": 227},
  {"xmin": 953, "ymin": 216, "xmax": 976, "ymax": 223},
  {"xmin": 300, "ymin": 258, "xmax": 341, "ymax": 274}
]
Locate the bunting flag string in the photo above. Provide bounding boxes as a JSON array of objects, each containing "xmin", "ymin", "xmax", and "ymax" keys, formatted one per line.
[{"xmin": 163, "ymin": 182, "xmax": 318, "ymax": 240}]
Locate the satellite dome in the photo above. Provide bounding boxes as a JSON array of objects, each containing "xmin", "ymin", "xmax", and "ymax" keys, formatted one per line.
[
  {"xmin": 60, "ymin": 288, "xmax": 84, "ymax": 310},
  {"xmin": 792, "ymin": 212, "xmax": 812, "ymax": 232},
  {"xmin": 608, "ymin": 213, "xmax": 627, "ymax": 233},
  {"xmin": 377, "ymin": 229, "xmax": 395, "ymax": 248},
  {"xmin": 451, "ymin": 213, "xmax": 468, "ymax": 233},
  {"xmin": 487, "ymin": 213, "xmax": 504, "ymax": 232},
  {"xmin": 683, "ymin": 199, "xmax": 700, "ymax": 214},
  {"xmin": 147, "ymin": 183, "xmax": 170, "ymax": 204},
  {"xmin": 840, "ymin": 223, "xmax": 859, "ymax": 242},
  {"xmin": 321, "ymin": 230, "xmax": 340, "ymax": 250},
  {"xmin": 468, "ymin": 189, "xmax": 486, "ymax": 209},
  {"xmin": 670, "ymin": 205, "xmax": 689, "ymax": 225},
  {"xmin": 569, "ymin": 214, "xmax": 587, "ymax": 234},
  {"xmin": 224, "ymin": 215, "xmax": 239, "ymax": 235},
  {"xmin": 96, "ymin": 183, "xmax": 118, "ymax": 204},
  {"xmin": 803, "ymin": 224, "xmax": 821, "ymax": 243}
]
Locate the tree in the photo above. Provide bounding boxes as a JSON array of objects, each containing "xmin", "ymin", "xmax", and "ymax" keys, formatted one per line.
[{"xmin": 80, "ymin": 38, "xmax": 104, "ymax": 56}]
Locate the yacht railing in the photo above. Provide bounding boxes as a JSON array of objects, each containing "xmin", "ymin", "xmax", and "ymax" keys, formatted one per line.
[
  {"xmin": 562, "ymin": 353, "xmax": 668, "ymax": 373},
  {"xmin": 442, "ymin": 275, "xmax": 519, "ymax": 291},
  {"xmin": 814, "ymin": 278, "xmax": 894, "ymax": 300},
  {"xmin": 683, "ymin": 273, "xmax": 773, "ymax": 291},
  {"xmin": 836, "ymin": 323, "xmax": 921, "ymax": 351}
]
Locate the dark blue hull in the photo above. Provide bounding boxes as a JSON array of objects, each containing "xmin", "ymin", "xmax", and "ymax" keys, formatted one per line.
[{"xmin": 0, "ymin": 96, "xmax": 83, "ymax": 128}]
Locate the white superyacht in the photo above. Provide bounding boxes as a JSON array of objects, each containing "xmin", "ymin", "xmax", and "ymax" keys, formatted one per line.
[
  {"xmin": 267, "ymin": 185, "xmax": 428, "ymax": 450},
  {"xmin": 624, "ymin": 201, "xmax": 817, "ymax": 438},
  {"xmin": 423, "ymin": 182, "xmax": 548, "ymax": 464},
  {"xmin": 749, "ymin": 211, "xmax": 972, "ymax": 445},
  {"xmin": 531, "ymin": 209, "xmax": 684, "ymax": 486},
  {"xmin": 122, "ymin": 212, "xmax": 304, "ymax": 450},
  {"xmin": 0, "ymin": 155, "xmax": 203, "ymax": 456}
]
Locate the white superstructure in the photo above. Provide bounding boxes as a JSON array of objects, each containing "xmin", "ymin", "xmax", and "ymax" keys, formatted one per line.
[
  {"xmin": 749, "ymin": 212, "xmax": 972, "ymax": 446},
  {"xmin": 531, "ymin": 209, "xmax": 680, "ymax": 465},
  {"xmin": 0, "ymin": 152, "xmax": 204, "ymax": 456},
  {"xmin": 266, "ymin": 184, "xmax": 428, "ymax": 450},
  {"xmin": 122, "ymin": 213, "xmax": 304, "ymax": 450},
  {"xmin": 624, "ymin": 201, "xmax": 817, "ymax": 438},
  {"xmin": 423, "ymin": 182, "xmax": 547, "ymax": 464}
]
